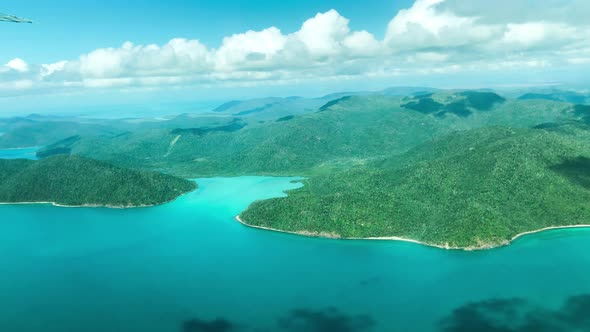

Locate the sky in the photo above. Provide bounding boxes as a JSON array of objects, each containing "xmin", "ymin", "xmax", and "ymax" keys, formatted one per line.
[{"xmin": 1, "ymin": 0, "xmax": 590, "ymax": 113}]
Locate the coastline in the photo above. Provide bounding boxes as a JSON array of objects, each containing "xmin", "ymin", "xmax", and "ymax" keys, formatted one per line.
[
  {"xmin": 235, "ymin": 215, "xmax": 590, "ymax": 251},
  {"xmin": 235, "ymin": 215, "xmax": 448, "ymax": 249},
  {"xmin": 0, "ymin": 146, "xmax": 40, "ymax": 150},
  {"xmin": 0, "ymin": 201, "xmax": 161, "ymax": 209},
  {"xmin": 0, "ymin": 187, "xmax": 197, "ymax": 209}
]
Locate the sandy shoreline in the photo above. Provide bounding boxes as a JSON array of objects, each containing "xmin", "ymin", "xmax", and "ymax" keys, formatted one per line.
[
  {"xmin": 235, "ymin": 215, "xmax": 590, "ymax": 251},
  {"xmin": 0, "ymin": 146, "xmax": 39, "ymax": 151},
  {"xmin": 0, "ymin": 188, "xmax": 196, "ymax": 209},
  {"xmin": 235, "ymin": 215, "xmax": 451, "ymax": 249},
  {"xmin": 0, "ymin": 201, "xmax": 158, "ymax": 209},
  {"xmin": 508, "ymin": 225, "xmax": 590, "ymax": 242}
]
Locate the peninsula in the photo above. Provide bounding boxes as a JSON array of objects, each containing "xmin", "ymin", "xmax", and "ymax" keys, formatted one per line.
[
  {"xmin": 239, "ymin": 125, "xmax": 590, "ymax": 249},
  {"xmin": 0, "ymin": 155, "xmax": 196, "ymax": 207}
]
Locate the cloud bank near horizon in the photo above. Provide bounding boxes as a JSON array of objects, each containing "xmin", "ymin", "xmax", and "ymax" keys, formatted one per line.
[{"xmin": 2, "ymin": 0, "xmax": 590, "ymax": 97}]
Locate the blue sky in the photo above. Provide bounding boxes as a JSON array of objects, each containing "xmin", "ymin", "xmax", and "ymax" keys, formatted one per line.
[
  {"xmin": 1, "ymin": 0, "xmax": 589, "ymax": 114},
  {"xmin": 1, "ymin": 0, "xmax": 409, "ymax": 64}
]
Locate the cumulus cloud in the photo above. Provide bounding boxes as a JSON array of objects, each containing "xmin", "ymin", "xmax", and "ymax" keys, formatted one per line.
[
  {"xmin": 385, "ymin": 0, "xmax": 488, "ymax": 50},
  {"xmin": 2, "ymin": 0, "xmax": 590, "ymax": 96},
  {"xmin": 215, "ymin": 27, "xmax": 286, "ymax": 70},
  {"xmin": 78, "ymin": 39, "xmax": 211, "ymax": 78},
  {"xmin": 384, "ymin": 0, "xmax": 590, "ymax": 59},
  {"xmin": 5, "ymin": 58, "xmax": 29, "ymax": 72},
  {"xmin": 439, "ymin": 0, "xmax": 590, "ymax": 25},
  {"xmin": 296, "ymin": 10, "xmax": 353, "ymax": 57}
]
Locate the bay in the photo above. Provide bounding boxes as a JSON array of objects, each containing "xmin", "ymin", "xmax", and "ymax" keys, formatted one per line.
[{"xmin": 0, "ymin": 176, "xmax": 589, "ymax": 332}]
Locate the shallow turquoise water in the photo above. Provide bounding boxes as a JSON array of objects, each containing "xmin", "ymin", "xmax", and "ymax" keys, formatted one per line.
[
  {"xmin": 0, "ymin": 176, "xmax": 589, "ymax": 332},
  {"xmin": 0, "ymin": 147, "xmax": 39, "ymax": 160}
]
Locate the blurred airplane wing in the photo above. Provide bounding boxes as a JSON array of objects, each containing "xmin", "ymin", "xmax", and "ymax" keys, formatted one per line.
[{"xmin": 0, "ymin": 13, "xmax": 33, "ymax": 23}]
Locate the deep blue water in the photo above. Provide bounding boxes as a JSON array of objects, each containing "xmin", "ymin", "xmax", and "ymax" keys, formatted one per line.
[
  {"xmin": 0, "ymin": 147, "xmax": 39, "ymax": 160},
  {"xmin": 0, "ymin": 176, "xmax": 589, "ymax": 332}
]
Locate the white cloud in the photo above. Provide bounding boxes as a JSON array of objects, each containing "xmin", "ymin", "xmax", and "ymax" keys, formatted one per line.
[
  {"xmin": 1, "ymin": 0, "xmax": 590, "ymax": 96},
  {"xmin": 0, "ymin": 79, "xmax": 33, "ymax": 89},
  {"xmin": 568, "ymin": 57, "xmax": 590, "ymax": 65},
  {"xmin": 78, "ymin": 39, "xmax": 210, "ymax": 79},
  {"xmin": 40, "ymin": 61, "xmax": 67, "ymax": 77},
  {"xmin": 386, "ymin": 0, "xmax": 494, "ymax": 52},
  {"xmin": 408, "ymin": 52, "xmax": 450, "ymax": 63},
  {"xmin": 215, "ymin": 27, "xmax": 287, "ymax": 70},
  {"xmin": 5, "ymin": 58, "xmax": 29, "ymax": 72},
  {"xmin": 343, "ymin": 31, "xmax": 382, "ymax": 56},
  {"xmin": 499, "ymin": 22, "xmax": 580, "ymax": 51},
  {"xmin": 386, "ymin": 0, "xmax": 470, "ymax": 36},
  {"xmin": 439, "ymin": 0, "xmax": 590, "ymax": 25},
  {"xmin": 295, "ymin": 9, "xmax": 351, "ymax": 57},
  {"xmin": 383, "ymin": 0, "xmax": 590, "ymax": 67}
]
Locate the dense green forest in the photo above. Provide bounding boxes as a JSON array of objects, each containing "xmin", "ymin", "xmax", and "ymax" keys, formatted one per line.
[
  {"xmin": 0, "ymin": 155, "xmax": 196, "ymax": 207},
  {"xmin": 0, "ymin": 113, "xmax": 246, "ymax": 149},
  {"xmin": 37, "ymin": 92, "xmax": 574, "ymax": 177},
  {"xmin": 240, "ymin": 125, "xmax": 590, "ymax": 249},
  {"xmin": 4, "ymin": 89, "xmax": 590, "ymax": 248}
]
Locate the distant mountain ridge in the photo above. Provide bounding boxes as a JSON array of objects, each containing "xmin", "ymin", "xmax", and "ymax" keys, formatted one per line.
[
  {"xmin": 206, "ymin": 87, "xmax": 440, "ymax": 122},
  {"xmin": 517, "ymin": 88, "xmax": 589, "ymax": 104},
  {"xmin": 38, "ymin": 90, "xmax": 579, "ymax": 178}
]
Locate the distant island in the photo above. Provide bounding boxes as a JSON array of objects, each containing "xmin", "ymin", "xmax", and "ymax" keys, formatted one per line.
[{"xmin": 0, "ymin": 155, "xmax": 196, "ymax": 207}]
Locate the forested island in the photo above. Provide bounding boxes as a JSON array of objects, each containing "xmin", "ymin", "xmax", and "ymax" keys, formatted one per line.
[
  {"xmin": 0, "ymin": 155, "xmax": 196, "ymax": 207},
  {"xmin": 2, "ymin": 89, "xmax": 590, "ymax": 248}
]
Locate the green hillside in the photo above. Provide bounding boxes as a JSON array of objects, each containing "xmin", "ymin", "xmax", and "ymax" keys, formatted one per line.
[
  {"xmin": 207, "ymin": 87, "xmax": 437, "ymax": 122},
  {"xmin": 210, "ymin": 96, "xmax": 323, "ymax": 122},
  {"xmin": 0, "ymin": 155, "xmax": 196, "ymax": 207},
  {"xmin": 40, "ymin": 92, "xmax": 574, "ymax": 177},
  {"xmin": 0, "ymin": 113, "xmax": 244, "ymax": 149},
  {"xmin": 517, "ymin": 89, "xmax": 589, "ymax": 104},
  {"xmin": 10, "ymin": 89, "xmax": 590, "ymax": 248},
  {"xmin": 0, "ymin": 118, "xmax": 120, "ymax": 149},
  {"xmin": 240, "ymin": 125, "xmax": 590, "ymax": 249}
]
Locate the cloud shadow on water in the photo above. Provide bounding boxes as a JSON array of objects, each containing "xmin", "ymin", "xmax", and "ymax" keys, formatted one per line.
[
  {"xmin": 439, "ymin": 294, "xmax": 590, "ymax": 332},
  {"xmin": 182, "ymin": 307, "xmax": 376, "ymax": 332},
  {"xmin": 277, "ymin": 307, "xmax": 376, "ymax": 332},
  {"xmin": 182, "ymin": 317, "xmax": 235, "ymax": 332}
]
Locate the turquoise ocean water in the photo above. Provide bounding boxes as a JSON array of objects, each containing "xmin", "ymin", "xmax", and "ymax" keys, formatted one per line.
[
  {"xmin": 0, "ymin": 176, "xmax": 589, "ymax": 332},
  {"xmin": 0, "ymin": 147, "xmax": 39, "ymax": 160}
]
